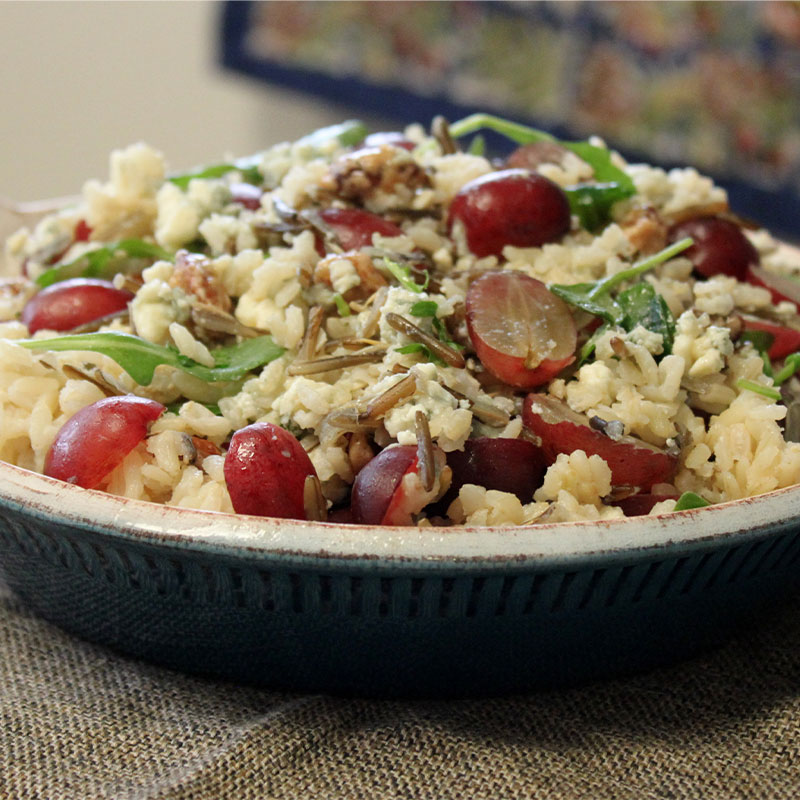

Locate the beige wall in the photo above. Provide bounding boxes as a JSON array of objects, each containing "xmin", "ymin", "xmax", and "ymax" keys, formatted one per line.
[{"xmin": 1, "ymin": 1, "xmax": 387, "ymax": 201}]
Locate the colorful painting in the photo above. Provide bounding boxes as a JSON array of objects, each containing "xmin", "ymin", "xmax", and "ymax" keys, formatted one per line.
[{"xmin": 221, "ymin": 1, "xmax": 800, "ymax": 238}]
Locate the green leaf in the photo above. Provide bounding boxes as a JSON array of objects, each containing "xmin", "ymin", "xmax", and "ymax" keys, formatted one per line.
[
  {"xmin": 169, "ymin": 155, "xmax": 262, "ymax": 190},
  {"xmin": 295, "ymin": 120, "xmax": 369, "ymax": 151},
  {"xmin": 736, "ymin": 378, "xmax": 781, "ymax": 401},
  {"xmin": 168, "ymin": 121, "xmax": 370, "ymax": 193},
  {"xmin": 167, "ymin": 400, "xmax": 222, "ymax": 416},
  {"xmin": 773, "ymin": 353, "xmax": 800, "ymax": 385},
  {"xmin": 36, "ymin": 239, "xmax": 173, "ymax": 288},
  {"xmin": 551, "ymin": 238, "xmax": 692, "ymax": 325},
  {"xmin": 395, "ymin": 342, "xmax": 447, "ymax": 367},
  {"xmin": 550, "ymin": 282, "xmax": 623, "ymax": 324},
  {"xmin": 565, "ymin": 182, "xmax": 636, "ymax": 232},
  {"xmin": 409, "ymin": 300, "xmax": 438, "ymax": 317},
  {"xmin": 431, "ymin": 317, "xmax": 461, "ymax": 350},
  {"xmin": 448, "ymin": 112, "xmax": 635, "ymax": 191},
  {"xmin": 467, "ymin": 134, "xmax": 486, "ymax": 156},
  {"xmin": 560, "ymin": 140, "xmax": 634, "ymax": 188},
  {"xmin": 576, "ymin": 323, "xmax": 609, "ymax": 367},
  {"xmin": 740, "ymin": 330, "xmax": 775, "ymax": 378},
  {"xmin": 740, "ymin": 329, "xmax": 775, "ymax": 354},
  {"xmin": 589, "ymin": 238, "xmax": 694, "ymax": 300},
  {"xmin": 618, "ymin": 282, "xmax": 675, "ymax": 354},
  {"xmin": 17, "ymin": 331, "xmax": 285, "ymax": 386},
  {"xmin": 383, "ymin": 258, "xmax": 429, "ymax": 293},
  {"xmin": 332, "ymin": 293, "xmax": 351, "ymax": 317},
  {"xmin": 673, "ymin": 492, "xmax": 711, "ymax": 511}
]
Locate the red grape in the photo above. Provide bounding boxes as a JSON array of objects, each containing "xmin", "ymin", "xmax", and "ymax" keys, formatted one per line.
[
  {"xmin": 505, "ymin": 141, "xmax": 569, "ymax": 170},
  {"xmin": 466, "ymin": 270, "xmax": 576, "ymax": 389},
  {"xmin": 326, "ymin": 506, "xmax": 355, "ymax": 524},
  {"xmin": 448, "ymin": 169, "xmax": 571, "ymax": 258},
  {"xmin": 230, "ymin": 182, "xmax": 264, "ymax": 210},
  {"xmin": 746, "ymin": 264, "xmax": 800, "ymax": 307},
  {"xmin": 73, "ymin": 219, "xmax": 92, "ymax": 242},
  {"xmin": 522, "ymin": 393, "xmax": 677, "ymax": 490},
  {"xmin": 22, "ymin": 278, "xmax": 134, "ymax": 334},
  {"xmin": 668, "ymin": 216, "xmax": 758, "ymax": 280},
  {"xmin": 224, "ymin": 422, "xmax": 318, "ymax": 520},
  {"xmin": 613, "ymin": 490, "xmax": 679, "ymax": 516},
  {"xmin": 739, "ymin": 315, "xmax": 800, "ymax": 360},
  {"xmin": 44, "ymin": 396, "xmax": 165, "ymax": 489},
  {"xmin": 351, "ymin": 444, "xmax": 446, "ymax": 525},
  {"xmin": 363, "ymin": 132, "xmax": 415, "ymax": 151},
  {"xmin": 444, "ymin": 437, "xmax": 546, "ymax": 504},
  {"xmin": 318, "ymin": 207, "xmax": 404, "ymax": 251},
  {"xmin": 351, "ymin": 445, "xmax": 416, "ymax": 525}
]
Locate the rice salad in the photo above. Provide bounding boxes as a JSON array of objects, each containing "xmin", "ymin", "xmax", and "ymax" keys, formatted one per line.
[{"xmin": 3, "ymin": 113, "xmax": 800, "ymax": 527}]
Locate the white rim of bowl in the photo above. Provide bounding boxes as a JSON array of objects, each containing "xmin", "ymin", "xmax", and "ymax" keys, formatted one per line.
[{"xmin": 2, "ymin": 459, "xmax": 798, "ymax": 564}]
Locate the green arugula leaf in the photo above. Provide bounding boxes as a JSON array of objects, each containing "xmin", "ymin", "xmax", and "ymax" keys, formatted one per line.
[
  {"xmin": 409, "ymin": 300, "xmax": 438, "ymax": 317},
  {"xmin": 404, "ymin": 301, "xmax": 461, "ymax": 352},
  {"xmin": 740, "ymin": 329, "xmax": 775, "ymax": 353},
  {"xmin": 36, "ymin": 240, "xmax": 173, "ymax": 288},
  {"xmin": 167, "ymin": 121, "xmax": 367, "ymax": 191},
  {"xmin": 332, "ymin": 293, "xmax": 351, "ymax": 317},
  {"xmin": 295, "ymin": 120, "xmax": 369, "ymax": 151},
  {"xmin": 449, "ymin": 113, "xmax": 635, "ymax": 191},
  {"xmin": 169, "ymin": 157, "xmax": 262, "ymax": 190},
  {"xmin": 773, "ymin": 353, "xmax": 800, "ymax": 385},
  {"xmin": 467, "ymin": 134, "xmax": 486, "ymax": 156},
  {"xmin": 550, "ymin": 282, "xmax": 623, "ymax": 324},
  {"xmin": 383, "ymin": 259, "xmax": 430, "ymax": 293},
  {"xmin": 673, "ymin": 492, "xmax": 712, "ymax": 511},
  {"xmin": 395, "ymin": 342, "xmax": 447, "ymax": 367},
  {"xmin": 740, "ymin": 330, "xmax": 775, "ymax": 378},
  {"xmin": 618, "ymin": 282, "xmax": 675, "ymax": 354},
  {"xmin": 565, "ymin": 182, "xmax": 637, "ymax": 232},
  {"xmin": 431, "ymin": 317, "xmax": 461, "ymax": 350},
  {"xmin": 553, "ymin": 239, "xmax": 691, "ymax": 362},
  {"xmin": 736, "ymin": 378, "xmax": 782, "ymax": 401},
  {"xmin": 550, "ymin": 238, "xmax": 692, "ymax": 326},
  {"xmin": 17, "ymin": 331, "xmax": 285, "ymax": 386},
  {"xmin": 167, "ymin": 400, "xmax": 222, "ymax": 416},
  {"xmin": 576, "ymin": 322, "xmax": 610, "ymax": 367},
  {"xmin": 588, "ymin": 238, "xmax": 694, "ymax": 300}
]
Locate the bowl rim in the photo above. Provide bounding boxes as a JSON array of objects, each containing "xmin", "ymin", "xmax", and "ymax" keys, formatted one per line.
[{"xmin": 1, "ymin": 459, "xmax": 798, "ymax": 568}]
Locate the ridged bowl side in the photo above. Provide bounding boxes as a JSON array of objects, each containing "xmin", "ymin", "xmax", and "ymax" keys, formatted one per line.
[{"xmin": 2, "ymin": 468, "xmax": 799, "ymax": 696}]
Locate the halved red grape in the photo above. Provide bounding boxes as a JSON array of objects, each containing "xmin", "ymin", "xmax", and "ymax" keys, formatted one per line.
[
  {"xmin": 351, "ymin": 445, "xmax": 416, "ymax": 525},
  {"xmin": 351, "ymin": 444, "xmax": 445, "ymax": 525},
  {"xmin": 224, "ymin": 422, "xmax": 318, "ymax": 520},
  {"xmin": 44, "ymin": 396, "xmax": 165, "ymax": 489},
  {"xmin": 22, "ymin": 278, "xmax": 134, "ymax": 334},
  {"xmin": 668, "ymin": 216, "xmax": 758, "ymax": 280},
  {"xmin": 443, "ymin": 437, "xmax": 546, "ymax": 505},
  {"xmin": 466, "ymin": 270, "xmax": 576, "ymax": 389},
  {"xmin": 522, "ymin": 393, "xmax": 677, "ymax": 490},
  {"xmin": 746, "ymin": 264, "xmax": 800, "ymax": 307},
  {"xmin": 739, "ymin": 315, "xmax": 800, "ymax": 360},
  {"xmin": 318, "ymin": 207, "xmax": 404, "ymax": 251},
  {"xmin": 448, "ymin": 169, "xmax": 571, "ymax": 258}
]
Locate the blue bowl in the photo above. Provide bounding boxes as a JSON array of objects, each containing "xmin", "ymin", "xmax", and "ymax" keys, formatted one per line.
[{"xmin": 1, "ymin": 460, "xmax": 798, "ymax": 697}]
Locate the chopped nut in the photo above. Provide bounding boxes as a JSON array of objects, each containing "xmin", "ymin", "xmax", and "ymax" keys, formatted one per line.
[{"xmin": 169, "ymin": 250, "xmax": 232, "ymax": 312}]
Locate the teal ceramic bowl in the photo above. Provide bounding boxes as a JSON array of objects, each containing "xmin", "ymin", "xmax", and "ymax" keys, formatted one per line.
[{"xmin": 1, "ymin": 459, "xmax": 799, "ymax": 697}]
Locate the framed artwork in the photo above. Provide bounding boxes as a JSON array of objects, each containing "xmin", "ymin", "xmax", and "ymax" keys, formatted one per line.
[{"xmin": 221, "ymin": 1, "xmax": 800, "ymax": 239}]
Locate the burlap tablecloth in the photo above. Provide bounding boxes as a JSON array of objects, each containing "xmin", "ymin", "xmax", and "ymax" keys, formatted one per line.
[{"xmin": 2, "ymin": 577, "xmax": 799, "ymax": 800}]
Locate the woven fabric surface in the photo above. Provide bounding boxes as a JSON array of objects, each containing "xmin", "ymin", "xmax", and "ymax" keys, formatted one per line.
[{"xmin": 2, "ymin": 579, "xmax": 799, "ymax": 800}]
